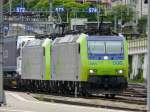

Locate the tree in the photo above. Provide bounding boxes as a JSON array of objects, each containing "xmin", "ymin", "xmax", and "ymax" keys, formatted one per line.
[
  {"xmin": 4, "ymin": 0, "xmax": 20, "ymax": 9},
  {"xmin": 52, "ymin": 0, "xmax": 94, "ymax": 22},
  {"xmin": 4, "ymin": 0, "xmax": 114, "ymax": 23},
  {"xmin": 137, "ymin": 16, "xmax": 147, "ymax": 36},
  {"xmin": 33, "ymin": 0, "xmax": 49, "ymax": 9},
  {"xmin": 25, "ymin": 0, "xmax": 40, "ymax": 9},
  {"xmin": 3, "ymin": 0, "xmax": 40, "ymax": 9},
  {"xmin": 107, "ymin": 4, "xmax": 134, "ymax": 24}
]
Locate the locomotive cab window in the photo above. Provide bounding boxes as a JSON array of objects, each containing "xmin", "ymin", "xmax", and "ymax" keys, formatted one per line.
[
  {"xmin": 106, "ymin": 41, "xmax": 123, "ymax": 54},
  {"xmin": 88, "ymin": 41, "xmax": 105, "ymax": 54},
  {"xmin": 87, "ymin": 41, "xmax": 123, "ymax": 54}
]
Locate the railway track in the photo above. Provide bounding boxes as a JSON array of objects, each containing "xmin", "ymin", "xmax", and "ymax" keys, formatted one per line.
[
  {"xmin": 124, "ymin": 83, "xmax": 147, "ymax": 98},
  {"xmin": 32, "ymin": 93, "xmax": 146, "ymax": 112},
  {"xmin": 5, "ymin": 83, "xmax": 147, "ymax": 111}
]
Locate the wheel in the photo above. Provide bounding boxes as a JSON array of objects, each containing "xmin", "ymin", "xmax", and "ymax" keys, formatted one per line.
[
  {"xmin": 80, "ymin": 87, "xmax": 89, "ymax": 97},
  {"xmin": 105, "ymin": 94, "xmax": 109, "ymax": 98},
  {"xmin": 110, "ymin": 94, "xmax": 116, "ymax": 98}
]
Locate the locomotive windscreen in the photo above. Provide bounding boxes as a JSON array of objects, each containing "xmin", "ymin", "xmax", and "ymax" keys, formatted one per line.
[
  {"xmin": 87, "ymin": 40, "xmax": 124, "ymax": 60},
  {"xmin": 88, "ymin": 41, "xmax": 123, "ymax": 54},
  {"xmin": 105, "ymin": 41, "xmax": 123, "ymax": 54},
  {"xmin": 88, "ymin": 41, "xmax": 105, "ymax": 54}
]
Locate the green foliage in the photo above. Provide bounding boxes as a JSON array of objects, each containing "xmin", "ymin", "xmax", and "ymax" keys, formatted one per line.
[
  {"xmin": 107, "ymin": 4, "xmax": 134, "ymax": 24},
  {"xmin": 3, "ymin": 0, "xmax": 20, "ymax": 9},
  {"xmin": 24, "ymin": 0, "xmax": 91, "ymax": 10},
  {"xmin": 4, "ymin": 0, "xmax": 48, "ymax": 9},
  {"xmin": 4, "ymin": 1, "xmax": 134, "ymax": 24},
  {"xmin": 33, "ymin": 0, "xmax": 49, "ymax": 9},
  {"xmin": 25, "ymin": 0, "xmax": 40, "ymax": 9},
  {"xmin": 53, "ymin": 0, "xmax": 72, "ymax": 7},
  {"xmin": 137, "ymin": 16, "xmax": 147, "ymax": 36},
  {"xmin": 53, "ymin": 0, "xmax": 90, "ymax": 9},
  {"xmin": 128, "ymin": 78, "xmax": 145, "ymax": 84},
  {"xmin": 52, "ymin": 0, "xmax": 98, "ymax": 21}
]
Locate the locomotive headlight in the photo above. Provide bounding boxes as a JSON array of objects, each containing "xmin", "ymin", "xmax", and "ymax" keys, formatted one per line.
[
  {"xmin": 89, "ymin": 70, "xmax": 94, "ymax": 73},
  {"xmin": 104, "ymin": 56, "xmax": 108, "ymax": 60},
  {"xmin": 118, "ymin": 70, "xmax": 123, "ymax": 74},
  {"xmin": 89, "ymin": 69, "xmax": 97, "ymax": 75}
]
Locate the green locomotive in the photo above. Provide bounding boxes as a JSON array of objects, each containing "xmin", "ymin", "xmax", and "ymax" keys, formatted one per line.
[{"xmin": 21, "ymin": 33, "xmax": 128, "ymax": 97}]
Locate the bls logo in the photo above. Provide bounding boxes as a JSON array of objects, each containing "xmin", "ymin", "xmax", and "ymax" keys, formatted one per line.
[
  {"xmin": 89, "ymin": 61, "xmax": 98, "ymax": 65},
  {"xmin": 113, "ymin": 61, "xmax": 123, "ymax": 65}
]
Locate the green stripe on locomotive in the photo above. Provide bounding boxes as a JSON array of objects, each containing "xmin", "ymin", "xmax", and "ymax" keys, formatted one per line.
[
  {"xmin": 77, "ymin": 34, "xmax": 128, "ymax": 81},
  {"xmin": 42, "ymin": 39, "xmax": 51, "ymax": 80},
  {"xmin": 77, "ymin": 34, "xmax": 88, "ymax": 81}
]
